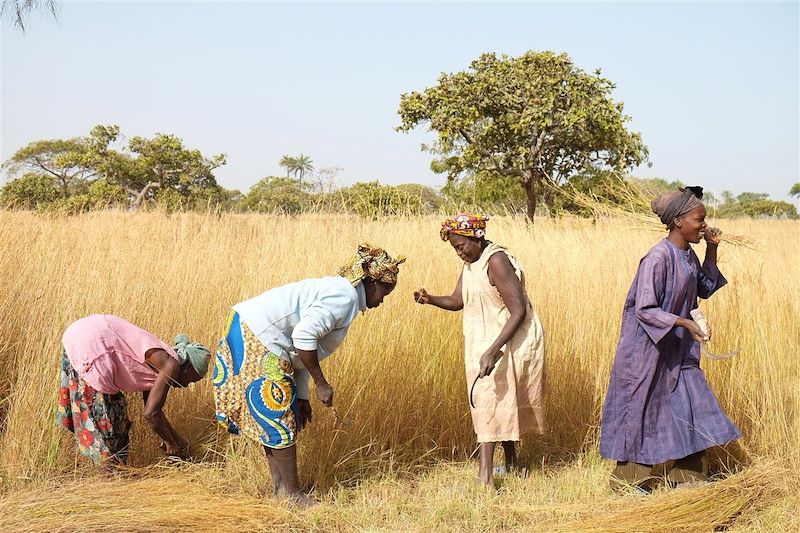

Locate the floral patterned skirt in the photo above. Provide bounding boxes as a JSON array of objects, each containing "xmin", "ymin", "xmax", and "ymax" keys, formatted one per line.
[
  {"xmin": 213, "ymin": 311, "xmax": 299, "ymax": 449},
  {"xmin": 56, "ymin": 349, "xmax": 131, "ymax": 465}
]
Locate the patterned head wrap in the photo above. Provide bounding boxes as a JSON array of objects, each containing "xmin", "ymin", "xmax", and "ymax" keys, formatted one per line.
[
  {"xmin": 651, "ymin": 186, "xmax": 704, "ymax": 226},
  {"xmin": 172, "ymin": 334, "xmax": 211, "ymax": 378},
  {"xmin": 440, "ymin": 213, "xmax": 489, "ymax": 241},
  {"xmin": 338, "ymin": 243, "xmax": 406, "ymax": 286}
]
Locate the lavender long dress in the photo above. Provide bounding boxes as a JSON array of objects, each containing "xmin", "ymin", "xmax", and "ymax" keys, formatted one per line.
[{"xmin": 600, "ymin": 238, "xmax": 741, "ymax": 465}]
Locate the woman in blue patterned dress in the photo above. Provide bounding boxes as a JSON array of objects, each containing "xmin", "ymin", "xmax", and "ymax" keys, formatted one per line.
[{"xmin": 213, "ymin": 243, "xmax": 404, "ymax": 506}]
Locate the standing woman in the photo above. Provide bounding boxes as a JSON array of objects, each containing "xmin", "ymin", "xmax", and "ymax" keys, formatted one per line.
[
  {"xmin": 600, "ymin": 187, "xmax": 740, "ymax": 492},
  {"xmin": 414, "ymin": 214, "xmax": 545, "ymax": 487},
  {"xmin": 213, "ymin": 243, "xmax": 404, "ymax": 506},
  {"xmin": 57, "ymin": 314, "xmax": 210, "ymax": 471}
]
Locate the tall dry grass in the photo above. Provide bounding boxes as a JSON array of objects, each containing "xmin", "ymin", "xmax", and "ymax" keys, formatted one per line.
[{"xmin": 0, "ymin": 211, "xmax": 797, "ymax": 531}]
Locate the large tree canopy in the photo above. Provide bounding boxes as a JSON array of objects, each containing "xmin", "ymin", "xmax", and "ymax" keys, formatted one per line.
[
  {"xmin": 397, "ymin": 50, "xmax": 648, "ymax": 221},
  {"xmin": 2, "ymin": 138, "xmax": 95, "ymax": 197},
  {"xmin": 2, "ymin": 125, "xmax": 226, "ymax": 210}
]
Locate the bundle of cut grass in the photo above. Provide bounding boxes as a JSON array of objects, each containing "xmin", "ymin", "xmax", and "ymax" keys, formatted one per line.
[
  {"xmin": 553, "ymin": 460, "xmax": 796, "ymax": 532},
  {"xmin": 546, "ymin": 176, "xmax": 758, "ymax": 249}
]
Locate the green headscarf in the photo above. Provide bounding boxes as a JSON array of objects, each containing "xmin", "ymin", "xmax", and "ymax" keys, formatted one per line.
[{"xmin": 172, "ymin": 334, "xmax": 211, "ymax": 377}]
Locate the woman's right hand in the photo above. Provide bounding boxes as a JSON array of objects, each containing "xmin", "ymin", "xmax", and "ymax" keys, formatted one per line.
[
  {"xmin": 414, "ymin": 288, "xmax": 430, "ymax": 305},
  {"xmin": 315, "ymin": 381, "xmax": 334, "ymax": 407}
]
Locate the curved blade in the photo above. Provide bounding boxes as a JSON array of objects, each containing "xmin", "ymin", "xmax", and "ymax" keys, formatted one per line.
[
  {"xmin": 701, "ymin": 344, "xmax": 741, "ymax": 360},
  {"xmin": 469, "ymin": 375, "xmax": 479, "ymax": 409}
]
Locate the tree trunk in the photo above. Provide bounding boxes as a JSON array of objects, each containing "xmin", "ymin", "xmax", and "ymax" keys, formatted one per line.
[
  {"xmin": 128, "ymin": 182, "xmax": 160, "ymax": 211},
  {"xmin": 523, "ymin": 176, "xmax": 537, "ymax": 223}
]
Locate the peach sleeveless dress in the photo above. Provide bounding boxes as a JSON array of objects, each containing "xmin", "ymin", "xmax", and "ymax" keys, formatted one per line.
[{"xmin": 462, "ymin": 242, "xmax": 546, "ymax": 442}]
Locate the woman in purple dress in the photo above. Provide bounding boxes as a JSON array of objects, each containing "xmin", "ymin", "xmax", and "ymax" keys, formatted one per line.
[{"xmin": 600, "ymin": 186, "xmax": 740, "ymax": 492}]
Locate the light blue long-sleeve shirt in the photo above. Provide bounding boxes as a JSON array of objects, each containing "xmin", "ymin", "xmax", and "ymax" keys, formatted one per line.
[{"xmin": 232, "ymin": 276, "xmax": 366, "ymax": 399}]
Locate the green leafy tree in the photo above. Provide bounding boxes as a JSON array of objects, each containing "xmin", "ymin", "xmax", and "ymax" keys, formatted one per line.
[
  {"xmin": 278, "ymin": 154, "xmax": 315, "ymax": 185},
  {"xmin": 279, "ymin": 155, "xmax": 295, "ymax": 178},
  {"xmin": 211, "ymin": 187, "xmax": 246, "ymax": 212},
  {"xmin": 293, "ymin": 154, "xmax": 314, "ymax": 185},
  {"xmin": 717, "ymin": 191, "xmax": 797, "ymax": 219},
  {"xmin": 393, "ymin": 183, "xmax": 443, "ymax": 213},
  {"xmin": 790, "ymin": 183, "xmax": 800, "ymax": 198},
  {"xmin": 124, "ymin": 133, "xmax": 226, "ymax": 210},
  {"xmin": 1, "ymin": 0, "xmax": 58, "ymax": 31},
  {"xmin": 336, "ymin": 181, "xmax": 439, "ymax": 217},
  {"xmin": 244, "ymin": 176, "xmax": 313, "ymax": 214},
  {"xmin": 0, "ymin": 172, "xmax": 60, "ymax": 208},
  {"xmin": 2, "ymin": 125, "xmax": 227, "ymax": 211},
  {"xmin": 397, "ymin": 50, "xmax": 648, "ymax": 222},
  {"xmin": 2, "ymin": 138, "xmax": 94, "ymax": 197}
]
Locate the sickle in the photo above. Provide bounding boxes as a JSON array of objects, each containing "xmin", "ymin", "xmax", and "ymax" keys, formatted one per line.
[
  {"xmin": 690, "ymin": 309, "xmax": 740, "ymax": 361},
  {"xmin": 469, "ymin": 351, "xmax": 504, "ymax": 408},
  {"xmin": 469, "ymin": 375, "xmax": 480, "ymax": 409},
  {"xmin": 701, "ymin": 344, "xmax": 741, "ymax": 360}
]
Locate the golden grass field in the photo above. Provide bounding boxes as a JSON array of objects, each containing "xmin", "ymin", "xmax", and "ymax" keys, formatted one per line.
[{"xmin": 0, "ymin": 211, "xmax": 797, "ymax": 532}]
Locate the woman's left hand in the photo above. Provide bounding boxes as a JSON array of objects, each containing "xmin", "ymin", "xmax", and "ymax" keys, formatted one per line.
[{"xmin": 478, "ymin": 349, "xmax": 503, "ymax": 378}]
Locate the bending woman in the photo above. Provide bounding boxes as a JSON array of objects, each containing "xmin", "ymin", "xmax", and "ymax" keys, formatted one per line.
[
  {"xmin": 414, "ymin": 214, "xmax": 545, "ymax": 487},
  {"xmin": 213, "ymin": 243, "xmax": 404, "ymax": 506},
  {"xmin": 600, "ymin": 187, "xmax": 740, "ymax": 492},
  {"xmin": 57, "ymin": 314, "xmax": 210, "ymax": 471}
]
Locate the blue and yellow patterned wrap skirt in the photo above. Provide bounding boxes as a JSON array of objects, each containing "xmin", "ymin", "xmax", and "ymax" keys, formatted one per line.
[{"xmin": 213, "ymin": 311, "xmax": 299, "ymax": 449}]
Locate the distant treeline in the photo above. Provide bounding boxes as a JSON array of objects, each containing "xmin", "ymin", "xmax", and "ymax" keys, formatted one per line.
[{"xmin": 1, "ymin": 125, "xmax": 797, "ymax": 219}]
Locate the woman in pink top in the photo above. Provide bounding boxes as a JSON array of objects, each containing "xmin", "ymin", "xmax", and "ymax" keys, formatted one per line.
[{"xmin": 57, "ymin": 314, "xmax": 210, "ymax": 471}]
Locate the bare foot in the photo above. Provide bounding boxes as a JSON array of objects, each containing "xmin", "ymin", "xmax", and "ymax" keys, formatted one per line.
[
  {"xmin": 287, "ymin": 491, "xmax": 318, "ymax": 508},
  {"xmin": 96, "ymin": 461, "xmax": 119, "ymax": 479}
]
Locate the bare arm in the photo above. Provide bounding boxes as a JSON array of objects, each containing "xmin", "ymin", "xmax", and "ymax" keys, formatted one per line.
[
  {"xmin": 142, "ymin": 350, "xmax": 187, "ymax": 455},
  {"xmin": 414, "ymin": 273, "xmax": 464, "ymax": 311},
  {"xmin": 297, "ymin": 348, "xmax": 333, "ymax": 407},
  {"xmin": 704, "ymin": 235, "xmax": 719, "ymax": 265},
  {"xmin": 478, "ymin": 253, "xmax": 528, "ymax": 377}
]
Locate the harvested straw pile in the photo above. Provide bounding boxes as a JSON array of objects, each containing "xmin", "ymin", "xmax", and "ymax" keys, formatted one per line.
[{"xmin": 0, "ymin": 460, "xmax": 796, "ymax": 532}]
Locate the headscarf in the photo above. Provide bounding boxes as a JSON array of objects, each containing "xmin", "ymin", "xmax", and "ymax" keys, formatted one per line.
[
  {"xmin": 172, "ymin": 334, "xmax": 211, "ymax": 377},
  {"xmin": 651, "ymin": 186, "xmax": 704, "ymax": 226},
  {"xmin": 338, "ymin": 243, "xmax": 406, "ymax": 286},
  {"xmin": 440, "ymin": 213, "xmax": 489, "ymax": 241}
]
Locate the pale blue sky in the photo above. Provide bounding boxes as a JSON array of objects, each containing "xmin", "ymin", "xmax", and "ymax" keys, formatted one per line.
[{"xmin": 2, "ymin": 1, "xmax": 798, "ymax": 201}]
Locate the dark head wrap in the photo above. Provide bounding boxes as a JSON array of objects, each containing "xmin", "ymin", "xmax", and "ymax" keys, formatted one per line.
[{"xmin": 651, "ymin": 186, "xmax": 704, "ymax": 226}]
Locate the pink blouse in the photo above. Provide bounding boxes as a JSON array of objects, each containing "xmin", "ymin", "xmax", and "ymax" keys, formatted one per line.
[{"xmin": 62, "ymin": 314, "xmax": 178, "ymax": 394}]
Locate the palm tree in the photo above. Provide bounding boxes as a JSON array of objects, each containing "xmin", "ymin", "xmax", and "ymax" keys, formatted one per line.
[
  {"xmin": 1, "ymin": 0, "xmax": 58, "ymax": 31},
  {"xmin": 790, "ymin": 183, "xmax": 800, "ymax": 198},
  {"xmin": 279, "ymin": 155, "xmax": 295, "ymax": 178},
  {"xmin": 291, "ymin": 154, "xmax": 315, "ymax": 185}
]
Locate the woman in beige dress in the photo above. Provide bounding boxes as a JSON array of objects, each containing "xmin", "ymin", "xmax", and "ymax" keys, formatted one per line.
[{"xmin": 414, "ymin": 213, "xmax": 546, "ymax": 486}]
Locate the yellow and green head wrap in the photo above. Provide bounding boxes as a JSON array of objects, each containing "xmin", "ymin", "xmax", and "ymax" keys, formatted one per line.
[{"xmin": 338, "ymin": 242, "xmax": 406, "ymax": 286}]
